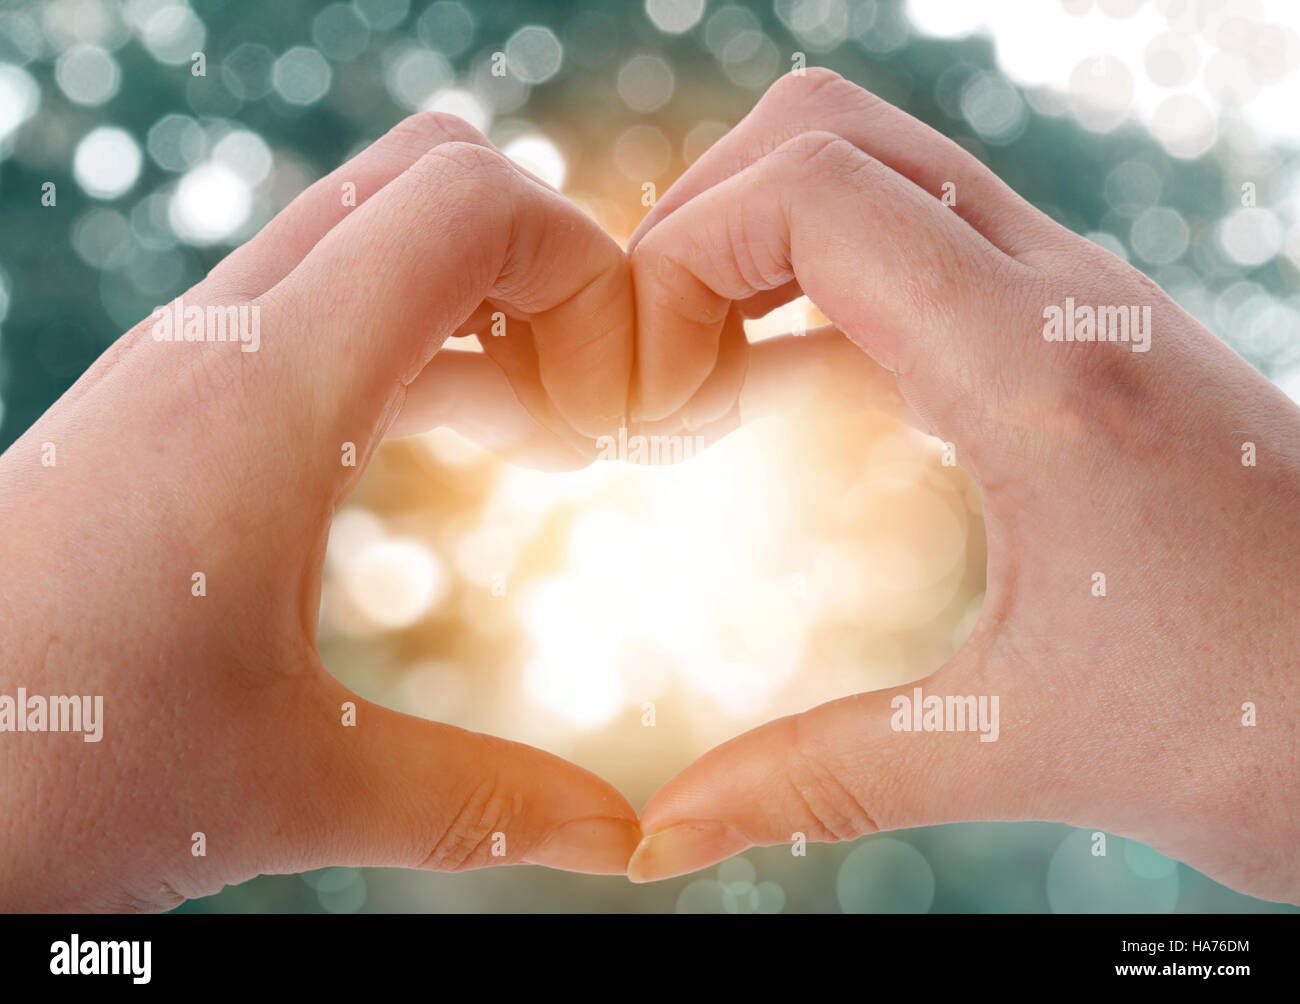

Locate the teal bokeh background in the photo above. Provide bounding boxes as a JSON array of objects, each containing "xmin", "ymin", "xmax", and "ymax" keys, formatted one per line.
[{"xmin": 1, "ymin": 0, "xmax": 1296, "ymax": 913}]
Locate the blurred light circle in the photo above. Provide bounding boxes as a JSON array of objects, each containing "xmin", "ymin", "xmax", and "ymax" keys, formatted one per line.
[
  {"xmin": 343, "ymin": 537, "xmax": 447, "ymax": 629},
  {"xmin": 1104, "ymin": 159, "xmax": 1161, "ymax": 216},
  {"xmin": 169, "ymin": 162, "xmax": 251, "ymax": 244},
  {"xmin": 130, "ymin": 193, "xmax": 178, "ymax": 250},
  {"xmin": 422, "ymin": 87, "xmax": 490, "ymax": 132},
  {"xmin": 1245, "ymin": 21, "xmax": 1300, "ymax": 86},
  {"xmin": 56, "ymin": 44, "xmax": 120, "ymax": 105},
  {"xmin": 717, "ymin": 856, "xmax": 757, "ymax": 891},
  {"xmin": 147, "ymin": 113, "xmax": 205, "ymax": 171},
  {"xmin": 454, "ymin": 525, "xmax": 515, "ymax": 585},
  {"xmin": 1130, "ymin": 206, "xmax": 1189, "ymax": 264},
  {"xmin": 934, "ymin": 61, "xmax": 978, "ymax": 119},
  {"xmin": 522, "ymin": 646, "xmax": 625, "ymax": 727},
  {"xmin": 1247, "ymin": 301, "xmax": 1299, "ymax": 367},
  {"xmin": 124, "ymin": 246, "xmax": 182, "ymax": 297},
  {"xmin": 312, "ymin": 3, "xmax": 370, "ymax": 62},
  {"xmin": 471, "ymin": 55, "xmax": 529, "ymax": 113},
  {"xmin": 722, "ymin": 34, "xmax": 781, "ymax": 90},
  {"xmin": 1205, "ymin": 51, "xmax": 1258, "ymax": 106},
  {"xmin": 618, "ymin": 53, "xmax": 674, "ymax": 112},
  {"xmin": 71, "ymin": 208, "xmax": 132, "ymax": 269},
  {"xmin": 837, "ymin": 838, "xmax": 935, "ymax": 913},
  {"xmin": 1155, "ymin": 0, "xmax": 1204, "ymax": 32},
  {"xmin": 1067, "ymin": 54, "xmax": 1134, "ymax": 133},
  {"xmin": 213, "ymin": 129, "xmax": 273, "ymax": 186},
  {"xmin": 1085, "ymin": 231, "xmax": 1129, "ymax": 261},
  {"xmin": 1097, "ymin": 0, "xmax": 1142, "ymax": 15},
  {"xmin": 856, "ymin": 3, "xmax": 911, "ymax": 53},
  {"xmin": 960, "ymin": 72, "xmax": 1027, "ymax": 145},
  {"xmin": 776, "ymin": 0, "xmax": 851, "ymax": 52},
  {"xmin": 1218, "ymin": 207, "xmax": 1282, "ymax": 266},
  {"xmin": 1201, "ymin": 0, "xmax": 1262, "ymax": 51},
  {"xmin": 704, "ymin": 5, "xmax": 761, "ymax": 61},
  {"xmin": 222, "ymin": 42, "xmax": 275, "ymax": 101},
  {"xmin": 858, "ymin": 476, "xmax": 966, "ymax": 591},
  {"xmin": 1228, "ymin": 294, "xmax": 1286, "ymax": 362},
  {"xmin": 683, "ymin": 119, "xmax": 729, "ymax": 164},
  {"xmin": 417, "ymin": 1, "xmax": 475, "ymax": 57},
  {"xmin": 272, "ymin": 46, "xmax": 332, "ymax": 105},
  {"xmin": 315, "ymin": 868, "xmax": 367, "ymax": 913},
  {"xmin": 353, "ymin": 0, "xmax": 409, "ymax": 32},
  {"xmin": 646, "ymin": 0, "xmax": 705, "ymax": 34},
  {"xmin": 615, "ymin": 123, "xmax": 672, "ymax": 180},
  {"xmin": 421, "ymin": 426, "xmax": 491, "ymax": 467},
  {"xmin": 754, "ymin": 881, "xmax": 786, "ymax": 914},
  {"xmin": 1061, "ymin": 0, "xmax": 1093, "ymax": 14},
  {"xmin": 1047, "ymin": 829, "xmax": 1179, "ymax": 912},
  {"xmin": 908, "ymin": 0, "xmax": 986, "ymax": 36},
  {"xmin": 326, "ymin": 507, "xmax": 388, "ymax": 575},
  {"xmin": 385, "ymin": 46, "xmax": 452, "ymax": 109},
  {"xmin": 137, "ymin": 3, "xmax": 206, "ymax": 66},
  {"xmin": 722, "ymin": 885, "xmax": 758, "ymax": 914},
  {"xmin": 502, "ymin": 133, "xmax": 566, "ymax": 189},
  {"xmin": 1124, "ymin": 840, "xmax": 1178, "ymax": 880},
  {"xmin": 0, "ymin": 12, "xmax": 45, "ymax": 65},
  {"xmin": 396, "ymin": 661, "xmax": 469, "ymax": 721},
  {"xmin": 1150, "ymin": 93, "xmax": 1215, "ymax": 158},
  {"xmin": 505, "ymin": 25, "xmax": 563, "ymax": 85},
  {"xmin": 1214, "ymin": 280, "xmax": 1266, "ymax": 334},
  {"xmin": 0, "ymin": 64, "xmax": 40, "ymax": 143},
  {"xmin": 675, "ymin": 879, "xmax": 727, "ymax": 913},
  {"xmin": 73, "ymin": 126, "xmax": 142, "ymax": 199},
  {"xmin": 1143, "ymin": 31, "xmax": 1199, "ymax": 87}
]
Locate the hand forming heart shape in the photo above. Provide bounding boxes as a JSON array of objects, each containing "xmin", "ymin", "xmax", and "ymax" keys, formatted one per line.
[{"xmin": 1, "ymin": 69, "xmax": 1296, "ymax": 911}]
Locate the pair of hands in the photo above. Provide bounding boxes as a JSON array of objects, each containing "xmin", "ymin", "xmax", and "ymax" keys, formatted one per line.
[{"xmin": 1, "ymin": 70, "xmax": 1296, "ymax": 911}]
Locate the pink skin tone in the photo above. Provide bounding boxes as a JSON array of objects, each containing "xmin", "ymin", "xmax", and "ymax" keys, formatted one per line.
[
  {"xmin": 1, "ymin": 72, "xmax": 1296, "ymax": 910},
  {"xmin": 0, "ymin": 108, "xmax": 882, "ymax": 911},
  {"xmin": 624, "ymin": 70, "xmax": 1299, "ymax": 902}
]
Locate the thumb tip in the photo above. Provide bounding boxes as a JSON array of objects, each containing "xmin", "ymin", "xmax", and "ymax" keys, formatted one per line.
[{"xmin": 626, "ymin": 820, "xmax": 750, "ymax": 884}]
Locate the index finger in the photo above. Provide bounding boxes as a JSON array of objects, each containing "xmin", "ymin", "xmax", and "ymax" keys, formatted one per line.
[
  {"xmin": 250, "ymin": 141, "xmax": 632, "ymax": 501},
  {"xmin": 630, "ymin": 68, "xmax": 1055, "ymax": 258}
]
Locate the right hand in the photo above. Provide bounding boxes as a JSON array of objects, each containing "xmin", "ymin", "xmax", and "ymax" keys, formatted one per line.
[{"xmin": 623, "ymin": 69, "xmax": 1300, "ymax": 903}]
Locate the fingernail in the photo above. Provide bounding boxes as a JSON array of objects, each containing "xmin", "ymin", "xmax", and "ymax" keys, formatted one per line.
[
  {"xmin": 627, "ymin": 821, "xmax": 750, "ymax": 884},
  {"xmin": 525, "ymin": 817, "xmax": 641, "ymax": 875}
]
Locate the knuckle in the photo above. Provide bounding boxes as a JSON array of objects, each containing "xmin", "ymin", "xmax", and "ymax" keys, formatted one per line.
[
  {"xmin": 777, "ymin": 131, "xmax": 873, "ymax": 189},
  {"xmin": 761, "ymin": 66, "xmax": 846, "ymax": 110},
  {"xmin": 422, "ymin": 768, "xmax": 524, "ymax": 872},
  {"xmin": 784, "ymin": 720, "xmax": 879, "ymax": 843},
  {"xmin": 416, "ymin": 139, "xmax": 512, "ymax": 188},
  {"xmin": 387, "ymin": 110, "xmax": 484, "ymax": 155}
]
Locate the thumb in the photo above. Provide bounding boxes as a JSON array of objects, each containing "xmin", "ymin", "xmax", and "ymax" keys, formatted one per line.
[
  {"xmin": 267, "ymin": 681, "xmax": 641, "ymax": 878},
  {"xmin": 626, "ymin": 643, "xmax": 1025, "ymax": 883}
]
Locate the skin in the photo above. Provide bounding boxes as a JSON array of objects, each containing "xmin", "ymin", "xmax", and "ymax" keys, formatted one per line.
[
  {"xmin": 624, "ymin": 69, "xmax": 1300, "ymax": 903},
  {"xmin": 0, "ymin": 113, "xmax": 655, "ymax": 911},
  {"xmin": 1, "ymin": 72, "xmax": 1295, "ymax": 910},
  {"xmin": 0, "ymin": 107, "xmax": 888, "ymax": 911}
]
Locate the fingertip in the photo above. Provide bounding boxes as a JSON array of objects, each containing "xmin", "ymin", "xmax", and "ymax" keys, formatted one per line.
[
  {"xmin": 525, "ymin": 817, "xmax": 643, "ymax": 875},
  {"xmin": 626, "ymin": 821, "xmax": 751, "ymax": 884}
]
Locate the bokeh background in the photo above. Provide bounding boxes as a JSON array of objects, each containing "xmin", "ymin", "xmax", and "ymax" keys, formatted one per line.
[{"xmin": 2, "ymin": 0, "xmax": 1299, "ymax": 913}]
